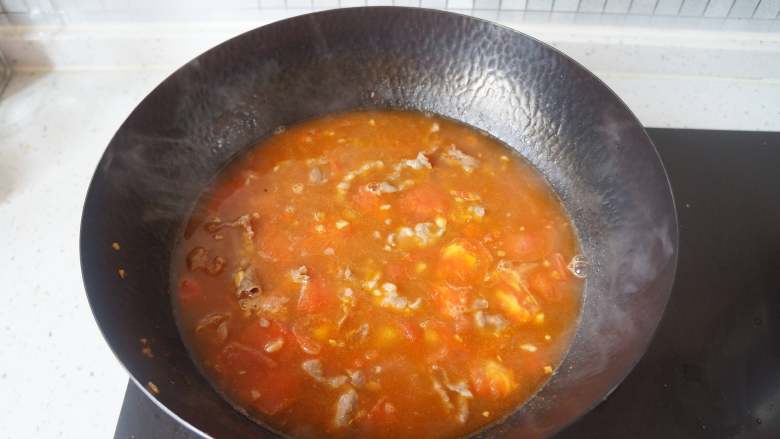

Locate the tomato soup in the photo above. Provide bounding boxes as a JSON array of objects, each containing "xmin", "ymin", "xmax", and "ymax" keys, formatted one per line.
[{"xmin": 173, "ymin": 111, "xmax": 583, "ymax": 439}]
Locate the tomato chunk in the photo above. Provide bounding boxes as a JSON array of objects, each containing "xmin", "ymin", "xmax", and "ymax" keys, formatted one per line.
[
  {"xmin": 431, "ymin": 284, "xmax": 470, "ymax": 319},
  {"xmin": 352, "ymin": 185, "xmax": 382, "ymax": 212},
  {"xmin": 250, "ymin": 368, "xmax": 300, "ymax": 415},
  {"xmin": 420, "ymin": 319, "xmax": 468, "ymax": 363},
  {"xmin": 384, "ymin": 261, "xmax": 406, "ymax": 283},
  {"xmin": 504, "ymin": 229, "xmax": 551, "ymax": 261},
  {"xmin": 396, "ymin": 320, "xmax": 420, "ymax": 342},
  {"xmin": 436, "ymin": 238, "xmax": 492, "ymax": 286},
  {"xmin": 421, "ymin": 319, "xmax": 451, "ymax": 345},
  {"xmin": 215, "ymin": 342, "xmax": 300, "ymax": 415},
  {"xmin": 530, "ymin": 270, "xmax": 560, "ymax": 302},
  {"xmin": 398, "ymin": 184, "xmax": 449, "ymax": 221},
  {"xmin": 297, "ymin": 276, "xmax": 334, "ymax": 314},
  {"xmin": 366, "ymin": 396, "xmax": 398, "ymax": 426},
  {"xmin": 471, "ymin": 360, "xmax": 517, "ymax": 399},
  {"xmin": 491, "ymin": 262, "xmax": 542, "ymax": 322},
  {"xmin": 495, "ymin": 290, "xmax": 532, "ymax": 323},
  {"xmin": 374, "ymin": 325, "xmax": 402, "ymax": 349}
]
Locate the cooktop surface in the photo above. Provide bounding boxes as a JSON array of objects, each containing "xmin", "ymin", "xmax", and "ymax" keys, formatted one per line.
[{"xmin": 114, "ymin": 128, "xmax": 780, "ymax": 439}]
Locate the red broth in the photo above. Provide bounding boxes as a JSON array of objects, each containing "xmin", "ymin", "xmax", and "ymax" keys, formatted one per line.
[{"xmin": 173, "ymin": 111, "xmax": 583, "ymax": 439}]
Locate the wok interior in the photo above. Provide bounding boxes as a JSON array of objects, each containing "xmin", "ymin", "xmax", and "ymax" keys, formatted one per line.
[{"xmin": 80, "ymin": 8, "xmax": 677, "ymax": 439}]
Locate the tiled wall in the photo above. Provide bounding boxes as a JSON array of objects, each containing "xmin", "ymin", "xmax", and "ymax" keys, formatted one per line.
[{"xmin": 1, "ymin": 0, "xmax": 778, "ymax": 29}]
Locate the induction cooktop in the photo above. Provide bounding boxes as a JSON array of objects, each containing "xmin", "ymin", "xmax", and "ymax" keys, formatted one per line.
[{"xmin": 114, "ymin": 128, "xmax": 780, "ymax": 439}]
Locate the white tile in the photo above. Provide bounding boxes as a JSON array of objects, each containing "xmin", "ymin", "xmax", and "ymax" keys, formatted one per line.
[
  {"xmin": 312, "ymin": 0, "xmax": 339, "ymax": 8},
  {"xmin": 447, "ymin": 0, "xmax": 474, "ymax": 7},
  {"xmin": 286, "ymin": 0, "xmax": 312, "ymax": 8},
  {"xmin": 500, "ymin": 0, "xmax": 527, "ymax": 9},
  {"xmin": 420, "ymin": 0, "xmax": 446, "ymax": 7},
  {"xmin": 728, "ymin": 0, "xmax": 760, "ymax": 16},
  {"xmin": 260, "ymin": 0, "xmax": 287, "ymax": 8},
  {"xmin": 653, "ymin": 0, "xmax": 682, "ymax": 13},
  {"xmin": 472, "ymin": 7, "xmax": 499, "ymax": 17},
  {"xmin": 570, "ymin": 11, "xmax": 605, "ymax": 21},
  {"xmin": 473, "ymin": 0, "xmax": 499, "ymax": 9},
  {"xmin": 553, "ymin": 0, "xmax": 579, "ymax": 12},
  {"xmin": 603, "ymin": 0, "xmax": 631, "ymax": 12},
  {"xmin": 497, "ymin": 9, "xmax": 524, "ymax": 19},
  {"xmin": 578, "ymin": 0, "xmax": 606, "ymax": 12},
  {"xmin": 704, "ymin": 0, "xmax": 734, "ymax": 16},
  {"xmin": 526, "ymin": 0, "xmax": 552, "ymax": 10},
  {"xmin": 678, "ymin": 0, "xmax": 708, "ymax": 14},
  {"xmin": 340, "ymin": 0, "xmax": 366, "ymax": 5},
  {"xmin": 629, "ymin": 0, "xmax": 656, "ymax": 14},
  {"xmin": 753, "ymin": 0, "xmax": 780, "ymax": 16},
  {"xmin": 393, "ymin": 0, "xmax": 420, "ymax": 6},
  {"xmin": 181, "ymin": 0, "xmax": 259, "ymax": 8},
  {"xmin": 548, "ymin": 10, "xmax": 577, "ymax": 19},
  {"xmin": 522, "ymin": 10, "xmax": 551, "ymax": 20},
  {"xmin": 366, "ymin": 0, "xmax": 393, "ymax": 4}
]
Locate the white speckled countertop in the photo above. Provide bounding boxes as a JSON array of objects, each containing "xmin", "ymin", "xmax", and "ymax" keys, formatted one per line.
[
  {"xmin": 0, "ymin": 70, "xmax": 167, "ymax": 438},
  {"xmin": 0, "ymin": 12, "xmax": 778, "ymax": 439}
]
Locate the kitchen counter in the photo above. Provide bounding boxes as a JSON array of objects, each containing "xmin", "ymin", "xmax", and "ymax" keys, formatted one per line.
[
  {"xmin": 0, "ymin": 15, "xmax": 779, "ymax": 437},
  {"xmin": 0, "ymin": 70, "xmax": 167, "ymax": 438}
]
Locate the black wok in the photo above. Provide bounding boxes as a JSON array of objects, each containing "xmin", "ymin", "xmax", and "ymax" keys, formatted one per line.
[{"xmin": 80, "ymin": 7, "xmax": 677, "ymax": 438}]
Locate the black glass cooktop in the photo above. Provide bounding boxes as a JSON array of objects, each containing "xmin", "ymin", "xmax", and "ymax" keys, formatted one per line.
[{"xmin": 114, "ymin": 128, "xmax": 780, "ymax": 439}]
